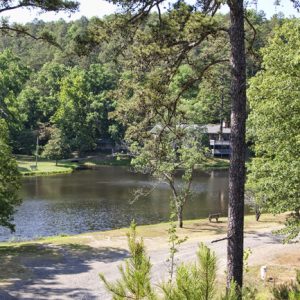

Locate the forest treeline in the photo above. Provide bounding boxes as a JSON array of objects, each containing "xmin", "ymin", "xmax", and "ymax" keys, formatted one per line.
[{"xmin": 0, "ymin": 10, "xmax": 283, "ymax": 156}]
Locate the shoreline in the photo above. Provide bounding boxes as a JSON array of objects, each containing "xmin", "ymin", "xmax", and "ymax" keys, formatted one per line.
[
  {"xmin": 0, "ymin": 213, "xmax": 284, "ymax": 246},
  {"xmin": 16, "ymin": 155, "xmax": 230, "ymax": 177}
]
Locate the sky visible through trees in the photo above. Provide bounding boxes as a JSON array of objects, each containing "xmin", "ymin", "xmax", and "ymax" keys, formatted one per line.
[{"xmin": 1, "ymin": 0, "xmax": 300, "ymax": 23}]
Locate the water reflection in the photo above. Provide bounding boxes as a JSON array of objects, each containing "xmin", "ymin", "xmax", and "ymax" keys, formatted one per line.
[{"xmin": 0, "ymin": 167, "xmax": 246, "ymax": 241}]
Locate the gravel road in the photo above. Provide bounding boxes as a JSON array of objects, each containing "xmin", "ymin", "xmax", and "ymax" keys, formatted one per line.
[{"xmin": 1, "ymin": 229, "xmax": 299, "ymax": 300}]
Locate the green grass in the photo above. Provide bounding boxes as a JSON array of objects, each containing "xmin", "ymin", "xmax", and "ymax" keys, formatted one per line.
[
  {"xmin": 16, "ymin": 154, "xmax": 131, "ymax": 176},
  {"xmin": 16, "ymin": 156, "xmax": 77, "ymax": 176},
  {"xmin": 201, "ymin": 157, "xmax": 230, "ymax": 170},
  {"xmin": 81, "ymin": 156, "xmax": 131, "ymax": 167}
]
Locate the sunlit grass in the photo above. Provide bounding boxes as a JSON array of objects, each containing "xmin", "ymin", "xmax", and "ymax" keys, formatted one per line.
[
  {"xmin": 16, "ymin": 155, "xmax": 77, "ymax": 176},
  {"xmin": 17, "ymin": 159, "xmax": 76, "ymax": 175},
  {"xmin": 201, "ymin": 157, "xmax": 230, "ymax": 169}
]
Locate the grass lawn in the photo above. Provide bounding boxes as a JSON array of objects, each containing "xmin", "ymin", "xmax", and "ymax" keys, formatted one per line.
[
  {"xmin": 81, "ymin": 156, "xmax": 229, "ymax": 170},
  {"xmin": 201, "ymin": 157, "xmax": 230, "ymax": 169},
  {"xmin": 16, "ymin": 155, "xmax": 77, "ymax": 176},
  {"xmin": 80, "ymin": 155, "xmax": 131, "ymax": 167}
]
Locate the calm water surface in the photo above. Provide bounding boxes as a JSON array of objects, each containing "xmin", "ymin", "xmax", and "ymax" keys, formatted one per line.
[{"xmin": 0, "ymin": 166, "xmax": 246, "ymax": 241}]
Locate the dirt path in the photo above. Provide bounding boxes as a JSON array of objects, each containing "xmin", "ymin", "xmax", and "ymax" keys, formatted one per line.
[{"xmin": 1, "ymin": 227, "xmax": 299, "ymax": 300}]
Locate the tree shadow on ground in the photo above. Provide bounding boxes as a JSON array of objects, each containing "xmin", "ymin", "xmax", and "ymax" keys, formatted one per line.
[
  {"xmin": 0, "ymin": 243, "xmax": 129, "ymax": 299},
  {"xmin": 183, "ymin": 222, "xmax": 226, "ymax": 235},
  {"xmin": 244, "ymin": 231, "xmax": 283, "ymax": 244}
]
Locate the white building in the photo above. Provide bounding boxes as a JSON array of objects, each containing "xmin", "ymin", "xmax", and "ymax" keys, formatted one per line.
[
  {"xmin": 205, "ymin": 124, "xmax": 231, "ymax": 157},
  {"xmin": 150, "ymin": 122, "xmax": 231, "ymax": 157}
]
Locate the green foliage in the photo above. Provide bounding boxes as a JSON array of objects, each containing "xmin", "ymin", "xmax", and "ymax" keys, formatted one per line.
[
  {"xmin": 99, "ymin": 221, "xmax": 157, "ymax": 300},
  {"xmin": 0, "ymin": 119, "xmax": 21, "ymax": 231},
  {"xmin": 109, "ymin": 4, "xmax": 219, "ymax": 227},
  {"xmin": 42, "ymin": 127, "xmax": 70, "ymax": 164},
  {"xmin": 220, "ymin": 280, "xmax": 257, "ymax": 300},
  {"xmin": 130, "ymin": 124, "xmax": 208, "ymax": 227},
  {"xmin": 243, "ymin": 248, "xmax": 252, "ymax": 274},
  {"xmin": 100, "ymin": 222, "xmax": 220, "ymax": 300},
  {"xmin": 0, "ymin": 49, "xmax": 30, "ymax": 123},
  {"xmin": 11, "ymin": 129, "xmax": 36, "ymax": 155},
  {"xmin": 221, "ymin": 280, "xmax": 239, "ymax": 300},
  {"xmin": 54, "ymin": 64, "xmax": 118, "ymax": 154},
  {"xmin": 106, "ymin": 2, "xmax": 235, "ymax": 228},
  {"xmin": 166, "ymin": 209, "xmax": 188, "ymax": 281},
  {"xmin": 272, "ymin": 270, "xmax": 300, "ymax": 300},
  {"xmin": 0, "ymin": 1, "xmax": 78, "ymax": 13},
  {"xmin": 184, "ymin": 65, "xmax": 231, "ymax": 125},
  {"xmin": 0, "ymin": 10, "xmax": 284, "ymax": 159},
  {"xmin": 161, "ymin": 243, "xmax": 217, "ymax": 300},
  {"xmin": 247, "ymin": 19, "xmax": 300, "ymax": 242}
]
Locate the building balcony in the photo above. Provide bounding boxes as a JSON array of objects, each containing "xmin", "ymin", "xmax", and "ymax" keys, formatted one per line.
[
  {"xmin": 209, "ymin": 139, "xmax": 231, "ymax": 146},
  {"xmin": 212, "ymin": 149, "xmax": 231, "ymax": 156}
]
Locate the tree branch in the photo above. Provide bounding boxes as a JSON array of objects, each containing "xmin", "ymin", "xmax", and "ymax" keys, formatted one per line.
[
  {"xmin": 0, "ymin": 25, "xmax": 62, "ymax": 49},
  {"xmin": 211, "ymin": 234, "xmax": 232, "ymax": 243}
]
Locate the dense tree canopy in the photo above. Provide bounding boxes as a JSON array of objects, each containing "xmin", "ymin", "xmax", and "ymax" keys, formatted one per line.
[
  {"xmin": 0, "ymin": 49, "xmax": 30, "ymax": 120},
  {"xmin": 247, "ymin": 19, "xmax": 300, "ymax": 241},
  {"xmin": 0, "ymin": 0, "xmax": 79, "ymax": 232},
  {"xmin": 0, "ymin": 119, "xmax": 20, "ymax": 231}
]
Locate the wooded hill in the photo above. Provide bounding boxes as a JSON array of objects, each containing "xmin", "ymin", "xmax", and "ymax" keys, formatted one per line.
[{"xmin": 0, "ymin": 11, "xmax": 282, "ymax": 156}]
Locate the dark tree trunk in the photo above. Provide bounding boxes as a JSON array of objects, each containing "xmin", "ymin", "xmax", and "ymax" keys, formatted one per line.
[
  {"xmin": 227, "ymin": 0, "xmax": 247, "ymax": 292},
  {"xmin": 255, "ymin": 204, "xmax": 261, "ymax": 222},
  {"xmin": 178, "ymin": 205, "xmax": 183, "ymax": 228}
]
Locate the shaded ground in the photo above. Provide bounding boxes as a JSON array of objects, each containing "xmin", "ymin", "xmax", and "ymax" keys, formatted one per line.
[{"xmin": 0, "ymin": 216, "xmax": 299, "ymax": 299}]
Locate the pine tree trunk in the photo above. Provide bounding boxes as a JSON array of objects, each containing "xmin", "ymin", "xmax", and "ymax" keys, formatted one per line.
[
  {"xmin": 178, "ymin": 205, "xmax": 183, "ymax": 228},
  {"xmin": 227, "ymin": 0, "xmax": 247, "ymax": 292}
]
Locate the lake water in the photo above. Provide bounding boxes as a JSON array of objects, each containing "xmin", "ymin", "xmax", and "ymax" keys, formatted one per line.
[{"xmin": 0, "ymin": 166, "xmax": 246, "ymax": 241}]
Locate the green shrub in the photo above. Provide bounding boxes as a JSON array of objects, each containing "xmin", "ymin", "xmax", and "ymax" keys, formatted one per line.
[
  {"xmin": 272, "ymin": 270, "xmax": 300, "ymax": 300},
  {"xmin": 99, "ymin": 221, "xmax": 157, "ymax": 300},
  {"xmin": 162, "ymin": 243, "xmax": 217, "ymax": 300}
]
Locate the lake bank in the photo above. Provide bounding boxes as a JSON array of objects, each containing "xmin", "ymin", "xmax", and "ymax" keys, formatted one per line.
[
  {"xmin": 15, "ymin": 155, "xmax": 130, "ymax": 176},
  {"xmin": 0, "ymin": 213, "xmax": 284, "ymax": 247},
  {"xmin": 16, "ymin": 155, "xmax": 229, "ymax": 176}
]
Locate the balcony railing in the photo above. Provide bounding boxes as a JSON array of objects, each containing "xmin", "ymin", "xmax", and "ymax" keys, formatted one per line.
[
  {"xmin": 212, "ymin": 149, "xmax": 231, "ymax": 155},
  {"xmin": 209, "ymin": 139, "xmax": 230, "ymax": 146}
]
